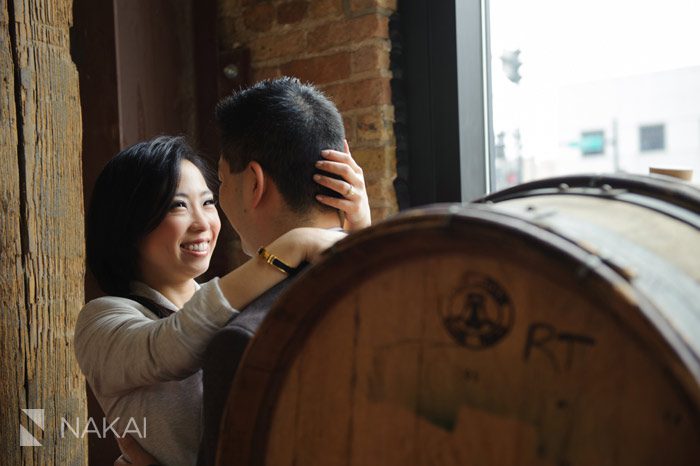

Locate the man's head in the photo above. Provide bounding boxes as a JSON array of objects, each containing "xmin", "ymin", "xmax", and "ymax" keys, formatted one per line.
[{"xmin": 216, "ymin": 77, "xmax": 345, "ymax": 254}]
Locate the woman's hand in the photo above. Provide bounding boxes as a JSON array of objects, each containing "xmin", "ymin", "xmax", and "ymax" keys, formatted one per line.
[
  {"xmin": 115, "ymin": 435, "xmax": 159, "ymax": 466},
  {"xmin": 314, "ymin": 140, "xmax": 371, "ymax": 231}
]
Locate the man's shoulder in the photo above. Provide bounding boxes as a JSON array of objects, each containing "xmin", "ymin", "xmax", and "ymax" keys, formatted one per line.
[{"xmin": 228, "ymin": 277, "xmax": 294, "ymax": 332}]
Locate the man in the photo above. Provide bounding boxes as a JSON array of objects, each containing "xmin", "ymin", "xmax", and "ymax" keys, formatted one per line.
[
  {"xmin": 215, "ymin": 76, "xmax": 367, "ymax": 257},
  {"xmin": 115, "ymin": 77, "xmax": 370, "ymax": 466},
  {"xmin": 199, "ymin": 77, "xmax": 370, "ymax": 465}
]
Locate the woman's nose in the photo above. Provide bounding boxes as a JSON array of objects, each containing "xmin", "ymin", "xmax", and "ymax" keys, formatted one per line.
[{"xmin": 190, "ymin": 207, "xmax": 208, "ymax": 231}]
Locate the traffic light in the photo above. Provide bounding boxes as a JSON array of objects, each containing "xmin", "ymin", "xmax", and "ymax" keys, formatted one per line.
[{"xmin": 500, "ymin": 49, "xmax": 522, "ymax": 84}]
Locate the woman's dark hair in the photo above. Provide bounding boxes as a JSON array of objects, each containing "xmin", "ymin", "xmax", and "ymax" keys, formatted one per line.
[{"xmin": 86, "ymin": 136, "xmax": 218, "ymax": 296}]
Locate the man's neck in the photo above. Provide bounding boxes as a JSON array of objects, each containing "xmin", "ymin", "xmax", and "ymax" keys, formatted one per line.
[
  {"xmin": 262, "ymin": 209, "xmax": 342, "ymax": 247},
  {"xmin": 297, "ymin": 210, "xmax": 343, "ymax": 230}
]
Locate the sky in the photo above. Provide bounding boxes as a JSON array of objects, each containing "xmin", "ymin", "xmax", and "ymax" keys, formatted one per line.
[
  {"xmin": 488, "ymin": 0, "xmax": 700, "ymax": 183},
  {"xmin": 490, "ymin": 0, "xmax": 700, "ymax": 85}
]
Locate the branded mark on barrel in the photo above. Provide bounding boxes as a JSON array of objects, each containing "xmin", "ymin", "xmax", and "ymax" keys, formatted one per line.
[
  {"xmin": 523, "ymin": 322, "xmax": 596, "ymax": 372},
  {"xmin": 440, "ymin": 273, "xmax": 515, "ymax": 349}
]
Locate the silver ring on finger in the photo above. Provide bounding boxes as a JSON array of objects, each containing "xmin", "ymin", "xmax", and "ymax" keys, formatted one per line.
[{"xmin": 345, "ymin": 185, "xmax": 355, "ymax": 198}]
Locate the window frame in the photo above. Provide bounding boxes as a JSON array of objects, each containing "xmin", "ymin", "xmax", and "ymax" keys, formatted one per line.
[{"xmin": 397, "ymin": 0, "xmax": 493, "ymax": 206}]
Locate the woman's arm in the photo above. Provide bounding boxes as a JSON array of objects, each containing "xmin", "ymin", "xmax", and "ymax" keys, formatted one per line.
[
  {"xmin": 75, "ymin": 228, "xmax": 345, "ymax": 397},
  {"xmin": 75, "ymin": 279, "xmax": 238, "ymax": 397},
  {"xmin": 217, "ymin": 227, "xmax": 345, "ymax": 308}
]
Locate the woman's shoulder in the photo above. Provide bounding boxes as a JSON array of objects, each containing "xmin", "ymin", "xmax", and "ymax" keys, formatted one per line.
[
  {"xmin": 82, "ymin": 294, "xmax": 138, "ymax": 312},
  {"xmin": 75, "ymin": 295, "xmax": 157, "ymax": 345},
  {"xmin": 78, "ymin": 295, "xmax": 155, "ymax": 323}
]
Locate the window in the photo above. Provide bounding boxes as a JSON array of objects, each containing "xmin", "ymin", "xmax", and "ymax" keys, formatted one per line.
[
  {"xmin": 580, "ymin": 131, "xmax": 605, "ymax": 156},
  {"xmin": 640, "ymin": 124, "xmax": 665, "ymax": 152},
  {"xmin": 399, "ymin": 1, "xmax": 699, "ymax": 204},
  {"xmin": 485, "ymin": 0, "xmax": 700, "ymax": 190}
]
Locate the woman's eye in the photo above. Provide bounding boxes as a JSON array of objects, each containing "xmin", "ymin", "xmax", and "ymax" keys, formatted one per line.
[
  {"xmin": 170, "ymin": 200, "xmax": 187, "ymax": 210},
  {"xmin": 204, "ymin": 198, "xmax": 217, "ymax": 206}
]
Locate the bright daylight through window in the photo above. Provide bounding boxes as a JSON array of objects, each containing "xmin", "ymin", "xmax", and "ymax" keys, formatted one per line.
[{"xmin": 488, "ymin": 0, "xmax": 700, "ymax": 190}]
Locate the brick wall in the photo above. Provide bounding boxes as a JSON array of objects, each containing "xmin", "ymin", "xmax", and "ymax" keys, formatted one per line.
[{"xmin": 218, "ymin": 0, "xmax": 399, "ymax": 221}]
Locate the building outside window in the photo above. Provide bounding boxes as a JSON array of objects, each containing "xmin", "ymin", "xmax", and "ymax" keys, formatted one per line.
[
  {"xmin": 640, "ymin": 124, "xmax": 666, "ymax": 152},
  {"xmin": 580, "ymin": 131, "xmax": 606, "ymax": 156},
  {"xmin": 485, "ymin": 0, "xmax": 700, "ymax": 190}
]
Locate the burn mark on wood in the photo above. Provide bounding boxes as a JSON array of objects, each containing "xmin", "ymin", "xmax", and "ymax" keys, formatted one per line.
[
  {"xmin": 463, "ymin": 369, "xmax": 479, "ymax": 382},
  {"xmin": 440, "ymin": 273, "xmax": 515, "ymax": 350},
  {"xmin": 523, "ymin": 322, "xmax": 596, "ymax": 372}
]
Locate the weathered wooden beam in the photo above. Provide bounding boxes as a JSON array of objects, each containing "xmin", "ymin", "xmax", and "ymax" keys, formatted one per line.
[{"xmin": 1, "ymin": 0, "xmax": 87, "ymax": 463}]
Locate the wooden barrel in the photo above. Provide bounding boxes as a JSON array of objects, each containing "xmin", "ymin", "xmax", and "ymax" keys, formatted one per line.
[{"xmin": 216, "ymin": 174, "xmax": 700, "ymax": 466}]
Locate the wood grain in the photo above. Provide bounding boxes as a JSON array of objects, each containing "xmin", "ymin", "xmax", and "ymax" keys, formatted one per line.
[
  {"xmin": 1, "ymin": 0, "xmax": 26, "ymax": 455},
  {"xmin": 1, "ymin": 0, "xmax": 87, "ymax": 463},
  {"xmin": 216, "ymin": 187, "xmax": 700, "ymax": 466}
]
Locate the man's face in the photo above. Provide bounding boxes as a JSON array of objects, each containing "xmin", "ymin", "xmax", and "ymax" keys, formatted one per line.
[{"xmin": 218, "ymin": 156, "xmax": 255, "ymax": 255}]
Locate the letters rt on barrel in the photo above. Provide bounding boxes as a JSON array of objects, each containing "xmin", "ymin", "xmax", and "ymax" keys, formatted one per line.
[{"xmin": 216, "ymin": 174, "xmax": 700, "ymax": 466}]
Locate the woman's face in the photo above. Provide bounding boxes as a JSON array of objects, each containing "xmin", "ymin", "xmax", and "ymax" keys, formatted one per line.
[{"xmin": 138, "ymin": 160, "xmax": 221, "ymax": 288}]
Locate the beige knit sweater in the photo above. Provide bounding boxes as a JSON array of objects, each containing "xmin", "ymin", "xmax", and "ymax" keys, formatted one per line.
[{"xmin": 74, "ymin": 278, "xmax": 238, "ymax": 466}]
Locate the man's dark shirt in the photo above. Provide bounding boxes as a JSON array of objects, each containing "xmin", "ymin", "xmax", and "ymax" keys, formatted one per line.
[{"xmin": 197, "ymin": 278, "xmax": 293, "ymax": 466}]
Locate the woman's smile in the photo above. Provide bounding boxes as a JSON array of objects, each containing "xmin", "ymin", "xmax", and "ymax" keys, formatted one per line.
[
  {"xmin": 180, "ymin": 239, "xmax": 212, "ymax": 255},
  {"xmin": 139, "ymin": 160, "xmax": 222, "ymax": 288}
]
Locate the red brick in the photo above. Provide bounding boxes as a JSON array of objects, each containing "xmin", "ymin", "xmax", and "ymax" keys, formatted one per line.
[
  {"xmin": 308, "ymin": 0, "xmax": 343, "ymax": 18},
  {"xmin": 356, "ymin": 110, "xmax": 390, "ymax": 142},
  {"xmin": 307, "ymin": 15, "xmax": 388, "ymax": 52},
  {"xmin": 277, "ymin": 1, "xmax": 309, "ymax": 24},
  {"xmin": 241, "ymin": 0, "xmax": 265, "ymax": 6},
  {"xmin": 252, "ymin": 65, "xmax": 281, "ymax": 82},
  {"xmin": 370, "ymin": 205, "xmax": 397, "ymax": 222},
  {"xmin": 323, "ymin": 77, "xmax": 391, "ymax": 112},
  {"xmin": 249, "ymin": 29, "xmax": 306, "ymax": 61},
  {"xmin": 280, "ymin": 52, "xmax": 351, "ymax": 85},
  {"xmin": 350, "ymin": 0, "xmax": 397, "ymax": 13},
  {"xmin": 351, "ymin": 44, "xmax": 388, "ymax": 74},
  {"xmin": 218, "ymin": 0, "xmax": 399, "ymax": 234},
  {"xmin": 351, "ymin": 145, "xmax": 395, "ymax": 180},
  {"xmin": 243, "ymin": 2, "xmax": 275, "ymax": 32},
  {"xmin": 383, "ymin": 0, "xmax": 398, "ymax": 10},
  {"xmin": 366, "ymin": 178, "xmax": 397, "ymax": 205},
  {"xmin": 349, "ymin": 0, "xmax": 374, "ymax": 12},
  {"xmin": 343, "ymin": 114, "xmax": 356, "ymax": 143}
]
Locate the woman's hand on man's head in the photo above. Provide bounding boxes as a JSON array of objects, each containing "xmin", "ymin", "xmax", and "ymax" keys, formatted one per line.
[{"xmin": 314, "ymin": 140, "xmax": 372, "ymax": 231}]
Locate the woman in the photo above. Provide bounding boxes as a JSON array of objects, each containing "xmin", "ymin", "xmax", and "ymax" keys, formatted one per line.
[{"xmin": 74, "ymin": 136, "xmax": 370, "ymax": 466}]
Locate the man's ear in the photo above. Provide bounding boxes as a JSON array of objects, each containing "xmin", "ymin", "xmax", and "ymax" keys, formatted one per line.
[{"xmin": 248, "ymin": 161, "xmax": 266, "ymax": 209}]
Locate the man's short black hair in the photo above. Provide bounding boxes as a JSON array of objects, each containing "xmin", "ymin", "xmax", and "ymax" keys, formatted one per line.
[
  {"xmin": 216, "ymin": 77, "xmax": 345, "ymax": 213},
  {"xmin": 86, "ymin": 136, "xmax": 218, "ymax": 296}
]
